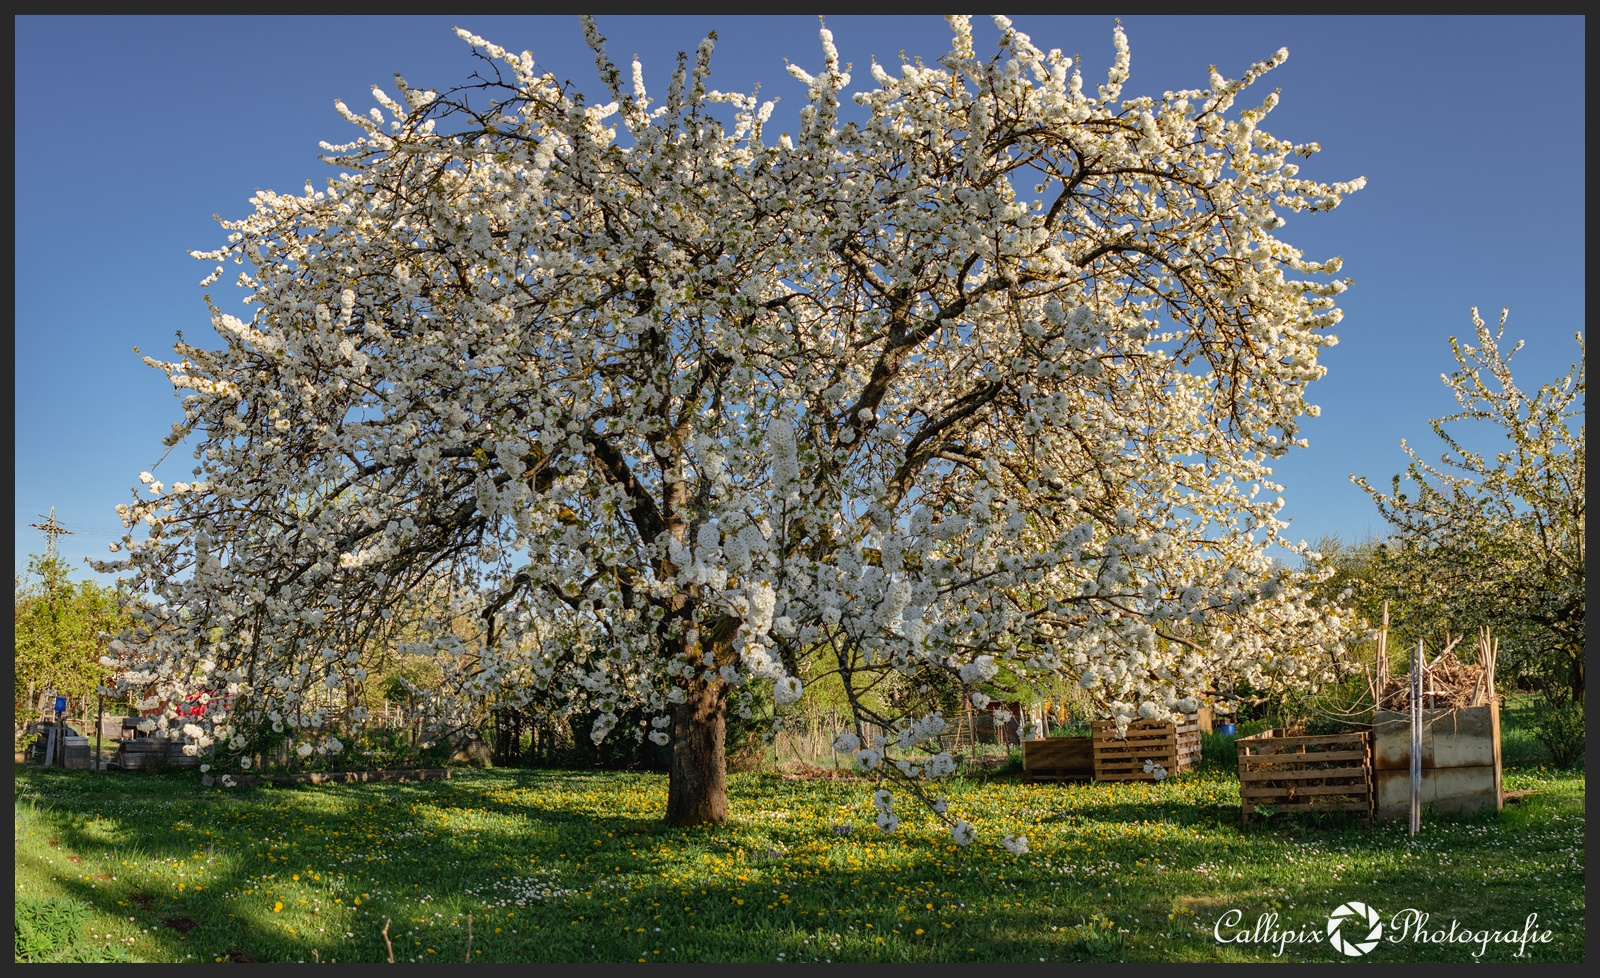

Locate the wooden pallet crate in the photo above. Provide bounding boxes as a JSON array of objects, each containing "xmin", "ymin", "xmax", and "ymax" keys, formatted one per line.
[
  {"xmin": 115, "ymin": 738, "xmax": 201, "ymax": 770},
  {"xmin": 1236, "ymin": 728, "xmax": 1372, "ymax": 823},
  {"xmin": 1022, "ymin": 736, "xmax": 1094, "ymax": 782},
  {"xmin": 1090, "ymin": 715, "xmax": 1203, "ymax": 782}
]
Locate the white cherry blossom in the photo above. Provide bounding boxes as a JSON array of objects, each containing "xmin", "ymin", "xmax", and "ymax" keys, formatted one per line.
[{"xmin": 99, "ymin": 16, "xmax": 1361, "ymax": 835}]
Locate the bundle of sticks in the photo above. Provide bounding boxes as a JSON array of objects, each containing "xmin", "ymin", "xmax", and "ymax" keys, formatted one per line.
[{"xmin": 1367, "ymin": 614, "xmax": 1498, "ymax": 712}]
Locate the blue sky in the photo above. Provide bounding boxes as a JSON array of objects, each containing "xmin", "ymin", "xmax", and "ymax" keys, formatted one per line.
[{"xmin": 14, "ymin": 15, "xmax": 1585, "ymax": 582}]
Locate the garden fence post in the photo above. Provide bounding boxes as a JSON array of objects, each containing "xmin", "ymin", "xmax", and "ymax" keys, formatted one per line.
[
  {"xmin": 54, "ymin": 695, "xmax": 66, "ymax": 768},
  {"xmin": 95, "ymin": 692, "xmax": 105, "ymax": 772}
]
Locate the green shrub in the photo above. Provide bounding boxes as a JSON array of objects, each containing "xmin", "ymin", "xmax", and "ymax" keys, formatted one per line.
[
  {"xmin": 15, "ymin": 730, "xmax": 40, "ymax": 760},
  {"xmin": 1530, "ymin": 699, "xmax": 1585, "ymax": 768}
]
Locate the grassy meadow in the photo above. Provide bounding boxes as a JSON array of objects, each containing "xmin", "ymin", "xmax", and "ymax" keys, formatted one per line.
[{"xmin": 14, "ymin": 714, "xmax": 1583, "ymax": 965}]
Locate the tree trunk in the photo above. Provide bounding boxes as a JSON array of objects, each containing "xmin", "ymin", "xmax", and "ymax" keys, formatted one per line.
[{"xmin": 665, "ymin": 678, "xmax": 729, "ymax": 827}]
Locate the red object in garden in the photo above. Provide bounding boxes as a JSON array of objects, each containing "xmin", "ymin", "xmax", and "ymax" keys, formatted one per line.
[{"xmin": 137, "ymin": 689, "xmax": 234, "ymax": 718}]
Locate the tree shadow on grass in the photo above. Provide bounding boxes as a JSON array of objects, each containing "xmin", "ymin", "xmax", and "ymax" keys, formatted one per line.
[
  {"xmin": 20, "ymin": 766, "xmax": 1161, "ymax": 962},
  {"xmin": 15, "ymin": 765, "xmax": 1584, "ymax": 963}
]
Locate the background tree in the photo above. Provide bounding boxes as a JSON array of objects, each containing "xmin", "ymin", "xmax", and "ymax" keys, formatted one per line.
[
  {"xmin": 101, "ymin": 16, "xmax": 1361, "ymax": 833},
  {"xmin": 14, "ymin": 552, "xmax": 134, "ymax": 728},
  {"xmin": 1352, "ymin": 308, "xmax": 1585, "ymax": 704}
]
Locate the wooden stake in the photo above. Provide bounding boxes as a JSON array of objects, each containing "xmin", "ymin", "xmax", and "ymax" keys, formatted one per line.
[
  {"xmin": 1487, "ymin": 633, "xmax": 1496, "ymax": 703},
  {"xmin": 1473, "ymin": 628, "xmax": 1489, "ymax": 706},
  {"xmin": 464, "ymin": 913, "xmax": 473, "ymax": 962},
  {"xmin": 1439, "ymin": 632, "xmax": 1462, "ymax": 658},
  {"xmin": 1486, "ymin": 632, "xmax": 1498, "ymax": 702}
]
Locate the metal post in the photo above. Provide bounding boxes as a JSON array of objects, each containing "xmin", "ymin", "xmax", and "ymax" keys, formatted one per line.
[
  {"xmin": 95, "ymin": 692, "xmax": 105, "ymax": 772},
  {"xmin": 1376, "ymin": 601, "xmax": 1390, "ymax": 710},
  {"xmin": 1409, "ymin": 641, "xmax": 1422, "ymax": 836}
]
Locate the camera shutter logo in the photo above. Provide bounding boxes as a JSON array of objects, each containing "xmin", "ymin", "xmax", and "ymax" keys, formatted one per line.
[{"xmin": 1327, "ymin": 901, "xmax": 1383, "ymax": 956}]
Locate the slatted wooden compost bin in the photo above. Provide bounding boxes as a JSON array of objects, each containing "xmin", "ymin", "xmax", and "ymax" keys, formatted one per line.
[
  {"xmin": 1372, "ymin": 703, "xmax": 1502, "ymax": 818},
  {"xmin": 1022, "ymin": 736, "xmax": 1094, "ymax": 781},
  {"xmin": 1091, "ymin": 714, "xmax": 1203, "ymax": 781},
  {"xmin": 1235, "ymin": 729, "xmax": 1372, "ymax": 823},
  {"xmin": 61, "ymin": 737, "xmax": 91, "ymax": 769},
  {"xmin": 100, "ymin": 716, "xmax": 142, "ymax": 742},
  {"xmin": 115, "ymin": 738, "xmax": 201, "ymax": 770}
]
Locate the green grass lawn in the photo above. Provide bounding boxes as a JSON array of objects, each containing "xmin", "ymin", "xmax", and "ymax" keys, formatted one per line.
[{"xmin": 14, "ymin": 750, "xmax": 1583, "ymax": 963}]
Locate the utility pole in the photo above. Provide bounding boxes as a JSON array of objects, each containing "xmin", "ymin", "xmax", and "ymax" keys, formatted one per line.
[
  {"xmin": 27, "ymin": 509, "xmax": 76, "ymax": 767},
  {"xmin": 28, "ymin": 507, "xmax": 74, "ymax": 560}
]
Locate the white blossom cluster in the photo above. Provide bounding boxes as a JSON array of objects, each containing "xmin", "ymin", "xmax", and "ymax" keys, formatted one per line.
[{"xmin": 98, "ymin": 17, "xmax": 1362, "ymax": 842}]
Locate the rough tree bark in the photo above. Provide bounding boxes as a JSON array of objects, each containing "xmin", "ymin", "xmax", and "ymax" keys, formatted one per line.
[
  {"xmin": 665, "ymin": 677, "xmax": 729, "ymax": 826},
  {"xmin": 663, "ymin": 616, "xmax": 740, "ymax": 826}
]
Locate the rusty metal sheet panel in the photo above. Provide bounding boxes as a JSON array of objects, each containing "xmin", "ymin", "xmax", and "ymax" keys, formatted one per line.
[
  {"xmin": 1427, "ymin": 766, "xmax": 1503, "ymax": 813},
  {"xmin": 1375, "ymin": 767, "xmax": 1426, "ymax": 816},
  {"xmin": 1375, "ymin": 766, "xmax": 1501, "ymax": 818},
  {"xmin": 1373, "ymin": 704, "xmax": 1500, "ymax": 771}
]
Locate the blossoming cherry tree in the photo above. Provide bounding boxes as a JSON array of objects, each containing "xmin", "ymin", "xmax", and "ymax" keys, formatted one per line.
[{"xmin": 104, "ymin": 16, "xmax": 1361, "ymax": 833}]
